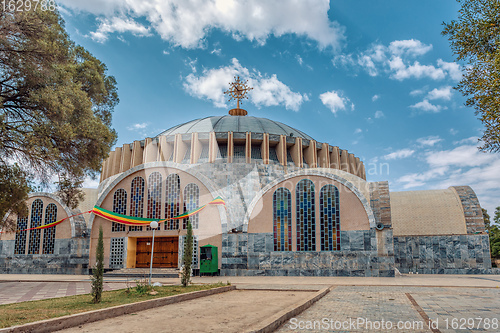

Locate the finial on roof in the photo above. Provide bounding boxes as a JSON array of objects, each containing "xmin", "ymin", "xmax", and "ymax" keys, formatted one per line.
[{"xmin": 224, "ymin": 76, "xmax": 253, "ymax": 116}]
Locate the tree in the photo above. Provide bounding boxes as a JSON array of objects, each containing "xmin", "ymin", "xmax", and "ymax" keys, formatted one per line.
[
  {"xmin": 0, "ymin": 164, "xmax": 32, "ymax": 231},
  {"xmin": 91, "ymin": 226, "xmax": 104, "ymax": 303},
  {"xmin": 181, "ymin": 219, "xmax": 193, "ymax": 287},
  {"xmin": 494, "ymin": 206, "xmax": 500, "ymax": 226},
  {"xmin": 483, "ymin": 208, "xmax": 491, "ymax": 232},
  {"xmin": 55, "ymin": 174, "xmax": 85, "ymax": 210},
  {"xmin": 442, "ymin": 0, "xmax": 500, "ymax": 152},
  {"xmin": 0, "ymin": 7, "xmax": 118, "ymax": 224}
]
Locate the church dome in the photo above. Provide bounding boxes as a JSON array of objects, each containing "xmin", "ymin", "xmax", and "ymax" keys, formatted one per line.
[{"xmin": 157, "ymin": 116, "xmax": 314, "ymax": 141}]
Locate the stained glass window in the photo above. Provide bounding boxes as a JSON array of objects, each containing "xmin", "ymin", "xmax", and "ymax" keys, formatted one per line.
[
  {"xmin": 296, "ymin": 179, "xmax": 315, "ymax": 251},
  {"xmin": 28, "ymin": 199, "xmax": 43, "ymax": 254},
  {"xmin": 320, "ymin": 185, "xmax": 340, "ymax": 251},
  {"xmin": 183, "ymin": 183, "xmax": 199, "ymax": 229},
  {"xmin": 273, "ymin": 188, "xmax": 292, "ymax": 251},
  {"xmin": 42, "ymin": 203, "xmax": 57, "ymax": 254},
  {"xmin": 14, "ymin": 215, "xmax": 28, "ymax": 255},
  {"xmin": 129, "ymin": 176, "xmax": 145, "ymax": 232},
  {"xmin": 147, "ymin": 172, "xmax": 162, "ymax": 230},
  {"xmin": 112, "ymin": 189, "xmax": 127, "ymax": 232},
  {"xmin": 165, "ymin": 174, "xmax": 180, "ymax": 230}
]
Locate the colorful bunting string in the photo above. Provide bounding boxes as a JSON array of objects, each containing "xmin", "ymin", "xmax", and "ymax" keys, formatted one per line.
[{"xmin": 1, "ymin": 196, "xmax": 225, "ymax": 233}]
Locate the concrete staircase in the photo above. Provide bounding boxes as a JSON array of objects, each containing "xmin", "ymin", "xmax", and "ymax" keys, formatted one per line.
[{"xmin": 104, "ymin": 268, "xmax": 180, "ymax": 278}]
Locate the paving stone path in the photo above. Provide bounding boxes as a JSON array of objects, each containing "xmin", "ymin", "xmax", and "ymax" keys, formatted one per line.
[
  {"xmin": 0, "ymin": 281, "xmax": 128, "ymax": 305},
  {"xmin": 277, "ymin": 286, "xmax": 500, "ymax": 333}
]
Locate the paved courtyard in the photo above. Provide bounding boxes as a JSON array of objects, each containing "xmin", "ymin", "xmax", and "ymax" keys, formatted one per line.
[
  {"xmin": 0, "ymin": 274, "xmax": 499, "ymax": 332},
  {"xmin": 277, "ymin": 286, "xmax": 500, "ymax": 333},
  {"xmin": 0, "ymin": 281, "xmax": 128, "ymax": 305}
]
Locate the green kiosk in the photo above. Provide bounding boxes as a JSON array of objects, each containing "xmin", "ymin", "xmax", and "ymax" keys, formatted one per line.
[{"xmin": 200, "ymin": 244, "xmax": 219, "ymax": 276}]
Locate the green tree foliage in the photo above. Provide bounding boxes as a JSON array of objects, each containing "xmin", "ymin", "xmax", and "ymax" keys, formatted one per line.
[
  {"xmin": 0, "ymin": 7, "xmax": 118, "ymax": 223},
  {"xmin": 443, "ymin": 0, "xmax": 500, "ymax": 152},
  {"xmin": 488, "ymin": 206, "xmax": 500, "ymax": 260},
  {"xmin": 483, "ymin": 208, "xmax": 491, "ymax": 232},
  {"xmin": 494, "ymin": 206, "xmax": 500, "ymax": 225},
  {"xmin": 91, "ymin": 226, "xmax": 104, "ymax": 303},
  {"xmin": 0, "ymin": 163, "xmax": 32, "ymax": 231},
  {"xmin": 55, "ymin": 174, "xmax": 85, "ymax": 210},
  {"xmin": 181, "ymin": 220, "xmax": 193, "ymax": 287}
]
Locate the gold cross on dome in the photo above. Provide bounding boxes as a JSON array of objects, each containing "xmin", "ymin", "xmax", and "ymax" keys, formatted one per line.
[{"xmin": 224, "ymin": 76, "xmax": 253, "ymax": 109}]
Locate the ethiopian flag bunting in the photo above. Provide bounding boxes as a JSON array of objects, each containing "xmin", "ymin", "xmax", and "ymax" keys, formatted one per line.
[{"xmin": 2, "ymin": 196, "xmax": 226, "ymax": 233}]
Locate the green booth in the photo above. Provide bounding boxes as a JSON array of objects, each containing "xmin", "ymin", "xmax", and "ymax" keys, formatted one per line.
[{"xmin": 200, "ymin": 244, "xmax": 219, "ymax": 276}]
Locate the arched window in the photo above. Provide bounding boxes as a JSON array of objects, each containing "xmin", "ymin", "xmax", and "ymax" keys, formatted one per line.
[
  {"xmin": 42, "ymin": 203, "xmax": 57, "ymax": 254},
  {"xmin": 320, "ymin": 185, "xmax": 340, "ymax": 251},
  {"xmin": 28, "ymin": 199, "xmax": 43, "ymax": 254},
  {"xmin": 273, "ymin": 188, "xmax": 292, "ymax": 251},
  {"xmin": 129, "ymin": 176, "xmax": 145, "ymax": 231},
  {"xmin": 112, "ymin": 189, "xmax": 127, "ymax": 232},
  {"xmin": 147, "ymin": 172, "xmax": 162, "ymax": 231},
  {"xmin": 165, "ymin": 174, "xmax": 181, "ymax": 230},
  {"xmin": 296, "ymin": 179, "xmax": 315, "ymax": 251},
  {"xmin": 183, "ymin": 183, "xmax": 199, "ymax": 229},
  {"xmin": 14, "ymin": 215, "xmax": 28, "ymax": 255}
]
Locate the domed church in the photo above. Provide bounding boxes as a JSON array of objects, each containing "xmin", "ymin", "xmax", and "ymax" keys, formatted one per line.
[{"xmin": 0, "ymin": 79, "xmax": 493, "ymax": 276}]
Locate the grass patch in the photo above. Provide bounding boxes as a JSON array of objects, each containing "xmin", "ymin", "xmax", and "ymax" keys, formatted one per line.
[{"xmin": 0, "ymin": 282, "xmax": 228, "ymax": 328}]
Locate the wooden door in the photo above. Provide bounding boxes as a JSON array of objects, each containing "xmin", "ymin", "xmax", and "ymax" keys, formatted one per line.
[{"xmin": 136, "ymin": 237, "xmax": 178, "ymax": 268}]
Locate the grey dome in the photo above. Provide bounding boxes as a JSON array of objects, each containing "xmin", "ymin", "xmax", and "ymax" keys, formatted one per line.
[{"xmin": 157, "ymin": 116, "xmax": 314, "ymax": 141}]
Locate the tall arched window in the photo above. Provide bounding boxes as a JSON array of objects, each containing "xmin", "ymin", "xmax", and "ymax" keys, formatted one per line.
[
  {"xmin": 273, "ymin": 188, "xmax": 292, "ymax": 251},
  {"xmin": 42, "ymin": 203, "xmax": 57, "ymax": 254},
  {"xmin": 28, "ymin": 199, "xmax": 43, "ymax": 254},
  {"xmin": 165, "ymin": 174, "xmax": 181, "ymax": 230},
  {"xmin": 296, "ymin": 179, "xmax": 315, "ymax": 251},
  {"xmin": 129, "ymin": 176, "xmax": 145, "ymax": 231},
  {"xmin": 14, "ymin": 215, "xmax": 28, "ymax": 255},
  {"xmin": 183, "ymin": 183, "xmax": 199, "ymax": 229},
  {"xmin": 112, "ymin": 189, "xmax": 127, "ymax": 232},
  {"xmin": 320, "ymin": 185, "xmax": 340, "ymax": 251},
  {"xmin": 147, "ymin": 172, "xmax": 162, "ymax": 231}
]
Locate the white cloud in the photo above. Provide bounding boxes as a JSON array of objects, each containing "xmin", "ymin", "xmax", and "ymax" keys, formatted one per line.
[
  {"xmin": 388, "ymin": 39, "xmax": 433, "ymax": 57},
  {"xmin": 449, "ymin": 128, "xmax": 459, "ymax": 135},
  {"xmin": 427, "ymin": 86, "xmax": 453, "ymax": 101},
  {"xmin": 354, "ymin": 128, "xmax": 362, "ymax": 134},
  {"xmin": 397, "ymin": 143, "xmax": 500, "ymax": 214},
  {"xmin": 335, "ymin": 39, "xmax": 462, "ymax": 82},
  {"xmin": 372, "ymin": 94, "xmax": 380, "ymax": 102},
  {"xmin": 319, "ymin": 90, "xmax": 352, "ymax": 115},
  {"xmin": 453, "ymin": 136, "xmax": 478, "ymax": 145},
  {"xmin": 60, "ymin": 0, "xmax": 345, "ymax": 49},
  {"xmin": 89, "ymin": 16, "xmax": 151, "ymax": 42},
  {"xmin": 210, "ymin": 48, "xmax": 222, "ymax": 56},
  {"xmin": 296, "ymin": 55, "xmax": 304, "ymax": 65},
  {"xmin": 410, "ymin": 88, "xmax": 426, "ymax": 96},
  {"xmin": 383, "ymin": 148, "xmax": 415, "ymax": 160},
  {"xmin": 416, "ymin": 135, "xmax": 442, "ymax": 147},
  {"xmin": 162, "ymin": 50, "xmax": 170, "ymax": 55},
  {"xmin": 410, "ymin": 99, "xmax": 445, "ymax": 113},
  {"xmin": 374, "ymin": 110, "xmax": 384, "ymax": 118},
  {"xmin": 183, "ymin": 58, "xmax": 307, "ymax": 111},
  {"xmin": 127, "ymin": 123, "xmax": 148, "ymax": 130}
]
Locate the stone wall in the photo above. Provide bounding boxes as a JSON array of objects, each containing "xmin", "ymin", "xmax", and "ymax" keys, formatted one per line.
[
  {"xmin": 393, "ymin": 234, "xmax": 494, "ymax": 274},
  {"xmin": 221, "ymin": 230, "xmax": 395, "ymax": 277},
  {"xmin": 0, "ymin": 238, "xmax": 90, "ymax": 275}
]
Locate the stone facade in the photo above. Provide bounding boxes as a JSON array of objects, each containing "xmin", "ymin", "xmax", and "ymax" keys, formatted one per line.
[
  {"xmin": 393, "ymin": 234, "xmax": 494, "ymax": 274},
  {"xmin": 0, "ymin": 238, "xmax": 90, "ymax": 275},
  {"xmin": 221, "ymin": 230, "xmax": 395, "ymax": 277}
]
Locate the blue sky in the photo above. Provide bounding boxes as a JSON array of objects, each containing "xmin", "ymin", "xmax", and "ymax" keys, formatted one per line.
[{"xmin": 57, "ymin": 0, "xmax": 500, "ymax": 214}]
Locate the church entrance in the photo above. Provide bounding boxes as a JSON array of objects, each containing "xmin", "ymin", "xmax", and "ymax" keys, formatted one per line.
[{"xmin": 135, "ymin": 237, "xmax": 178, "ymax": 268}]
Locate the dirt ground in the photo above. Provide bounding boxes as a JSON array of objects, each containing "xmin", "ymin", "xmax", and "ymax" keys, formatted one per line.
[{"xmin": 58, "ymin": 290, "xmax": 315, "ymax": 333}]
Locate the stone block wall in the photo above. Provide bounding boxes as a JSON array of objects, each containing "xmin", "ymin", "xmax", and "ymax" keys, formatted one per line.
[
  {"xmin": 0, "ymin": 238, "xmax": 90, "ymax": 275},
  {"xmin": 394, "ymin": 234, "xmax": 494, "ymax": 274},
  {"xmin": 221, "ymin": 230, "xmax": 395, "ymax": 277}
]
